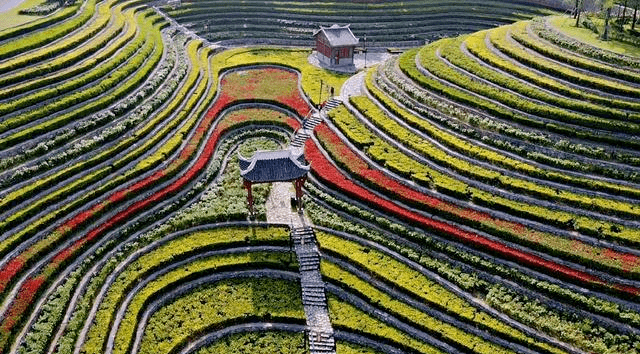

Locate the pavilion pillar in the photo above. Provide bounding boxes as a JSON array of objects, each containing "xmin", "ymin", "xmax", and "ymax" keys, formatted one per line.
[
  {"xmin": 294, "ymin": 176, "xmax": 306, "ymax": 213},
  {"xmin": 243, "ymin": 179, "xmax": 254, "ymax": 216}
]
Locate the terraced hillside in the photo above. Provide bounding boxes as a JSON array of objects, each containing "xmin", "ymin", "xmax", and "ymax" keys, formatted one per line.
[
  {"xmin": 318, "ymin": 13, "xmax": 640, "ymax": 354},
  {"xmin": 163, "ymin": 0, "xmax": 566, "ymax": 47},
  {"xmin": 1, "ymin": 0, "xmax": 640, "ymax": 353}
]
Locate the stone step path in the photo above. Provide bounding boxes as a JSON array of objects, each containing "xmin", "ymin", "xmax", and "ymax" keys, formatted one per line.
[
  {"xmin": 322, "ymin": 97, "xmax": 342, "ymax": 112},
  {"xmin": 290, "ymin": 98, "xmax": 342, "ymax": 149},
  {"xmin": 291, "ymin": 226, "xmax": 336, "ymax": 354},
  {"xmin": 290, "ymin": 130, "xmax": 311, "ymax": 148},
  {"xmin": 274, "ymin": 100, "xmax": 343, "ymax": 353}
]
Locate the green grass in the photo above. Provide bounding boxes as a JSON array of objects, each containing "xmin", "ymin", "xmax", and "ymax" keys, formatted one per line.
[
  {"xmin": 0, "ymin": 0, "xmax": 47, "ymax": 31},
  {"xmin": 549, "ymin": 15, "xmax": 640, "ymax": 58}
]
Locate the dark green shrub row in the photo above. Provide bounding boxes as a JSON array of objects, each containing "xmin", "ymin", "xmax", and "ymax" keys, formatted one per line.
[
  {"xmin": 398, "ymin": 48, "xmax": 640, "ymax": 150},
  {"xmin": 0, "ymin": 0, "xmax": 97, "ymax": 62},
  {"xmin": 306, "ymin": 187, "xmax": 640, "ymax": 337}
]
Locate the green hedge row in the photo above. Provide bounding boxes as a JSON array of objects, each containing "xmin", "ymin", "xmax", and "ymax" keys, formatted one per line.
[
  {"xmin": 420, "ymin": 39, "xmax": 640, "ymax": 134},
  {"xmin": 83, "ymin": 227, "xmax": 292, "ymax": 354},
  {"xmin": 352, "ymin": 89, "xmax": 640, "ymax": 222},
  {"xmin": 365, "ymin": 69, "xmax": 640, "ymax": 203},
  {"xmin": 323, "ymin": 104, "xmax": 640, "ymax": 275},
  {"xmin": 505, "ymin": 21, "xmax": 640, "ymax": 95},
  {"xmin": 470, "ymin": 25, "xmax": 640, "ymax": 112},
  {"xmin": 445, "ymin": 31, "xmax": 640, "ymax": 122},
  {"xmin": 399, "ymin": 47, "xmax": 640, "ymax": 151},
  {"xmin": 0, "ymin": 0, "xmax": 98, "ymax": 62},
  {"xmin": 0, "ymin": 39, "xmax": 205, "ymax": 266},
  {"xmin": 0, "ymin": 3, "xmax": 134, "ymax": 97},
  {"xmin": 319, "ymin": 232, "xmax": 562, "ymax": 354},
  {"xmin": 306, "ymin": 188, "xmax": 640, "ymax": 333},
  {"xmin": 0, "ymin": 12, "xmax": 158, "ymax": 139}
]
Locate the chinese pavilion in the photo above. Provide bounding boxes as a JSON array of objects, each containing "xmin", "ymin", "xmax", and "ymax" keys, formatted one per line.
[{"xmin": 239, "ymin": 149, "xmax": 310, "ymax": 215}]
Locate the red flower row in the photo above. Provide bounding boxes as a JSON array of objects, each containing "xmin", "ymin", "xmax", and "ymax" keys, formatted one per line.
[
  {"xmin": 306, "ymin": 123, "xmax": 640, "ymax": 297},
  {"xmin": 0, "ymin": 67, "xmax": 307, "ymax": 348}
]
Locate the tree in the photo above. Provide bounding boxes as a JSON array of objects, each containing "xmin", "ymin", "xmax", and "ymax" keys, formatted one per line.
[
  {"xmin": 572, "ymin": 0, "xmax": 584, "ymax": 27},
  {"xmin": 632, "ymin": 0, "xmax": 640, "ymax": 29},
  {"xmin": 602, "ymin": 0, "xmax": 615, "ymax": 39}
]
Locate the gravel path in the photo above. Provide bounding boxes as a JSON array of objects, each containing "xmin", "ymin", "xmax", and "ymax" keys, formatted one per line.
[{"xmin": 266, "ymin": 182, "xmax": 306, "ymax": 227}]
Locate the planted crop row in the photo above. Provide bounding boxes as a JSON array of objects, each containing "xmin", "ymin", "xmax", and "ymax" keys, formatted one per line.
[
  {"xmin": 0, "ymin": 0, "xmax": 97, "ymax": 63},
  {"xmin": 34, "ymin": 132, "xmax": 277, "ymax": 354},
  {"xmin": 344, "ymin": 91, "xmax": 640, "ymax": 245},
  {"xmin": 0, "ymin": 2, "xmax": 136, "ymax": 100},
  {"xmin": 0, "ymin": 66, "xmax": 305, "ymax": 350},
  {"xmin": 305, "ymin": 123, "xmax": 640, "ymax": 294},
  {"xmin": 0, "ymin": 11, "xmax": 161, "ymax": 140},
  {"xmin": 0, "ymin": 7, "xmax": 139, "ymax": 119},
  {"xmin": 497, "ymin": 21, "xmax": 640, "ymax": 96},
  {"xmin": 530, "ymin": 16, "xmax": 640, "ymax": 74},
  {"xmin": 444, "ymin": 33, "xmax": 640, "ymax": 122},
  {"xmin": 382, "ymin": 55, "xmax": 640, "ymax": 167},
  {"xmin": 136, "ymin": 277, "xmax": 303, "ymax": 354},
  {"xmin": 0, "ymin": 32, "xmax": 188, "ymax": 212},
  {"xmin": 0, "ymin": 0, "xmax": 81, "ymax": 43},
  {"xmin": 0, "ymin": 0, "xmax": 114, "ymax": 80},
  {"xmin": 0, "ymin": 41, "xmax": 207, "ymax": 351},
  {"xmin": 193, "ymin": 331, "xmax": 305, "ymax": 354},
  {"xmin": 83, "ymin": 226, "xmax": 290, "ymax": 354},
  {"xmin": 375, "ymin": 61, "xmax": 640, "ymax": 191},
  {"xmin": 167, "ymin": 0, "xmax": 555, "ymax": 47},
  {"xmin": 313, "ymin": 198, "xmax": 637, "ymax": 352},
  {"xmin": 327, "ymin": 295, "xmax": 444, "ymax": 354},
  {"xmin": 486, "ymin": 285, "xmax": 640, "ymax": 353},
  {"xmin": 470, "ymin": 26, "xmax": 640, "ymax": 111},
  {"xmin": 420, "ymin": 39, "xmax": 640, "ymax": 135},
  {"xmin": 91, "ymin": 249, "xmax": 295, "ymax": 354},
  {"xmin": 324, "ymin": 105, "xmax": 640, "ymax": 277},
  {"xmin": 398, "ymin": 47, "xmax": 640, "ymax": 150},
  {"xmin": 305, "ymin": 191, "xmax": 640, "ymax": 339},
  {"xmin": 378, "ymin": 58, "xmax": 640, "ymax": 179},
  {"xmin": 0, "ymin": 19, "xmax": 181, "ymax": 248},
  {"xmin": 318, "ymin": 232, "xmax": 562, "ymax": 354},
  {"xmin": 358, "ymin": 74, "xmax": 640, "ymax": 219},
  {"xmin": 0, "ymin": 31, "xmax": 184, "ymax": 189}
]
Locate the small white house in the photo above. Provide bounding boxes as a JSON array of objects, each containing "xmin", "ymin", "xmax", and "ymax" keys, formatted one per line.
[{"xmin": 313, "ymin": 24, "xmax": 359, "ymax": 67}]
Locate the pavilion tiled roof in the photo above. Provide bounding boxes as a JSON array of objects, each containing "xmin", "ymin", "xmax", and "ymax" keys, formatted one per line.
[
  {"xmin": 239, "ymin": 149, "xmax": 310, "ymax": 183},
  {"xmin": 313, "ymin": 24, "xmax": 359, "ymax": 47}
]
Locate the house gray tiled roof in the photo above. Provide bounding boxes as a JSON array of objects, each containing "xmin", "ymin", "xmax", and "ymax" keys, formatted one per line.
[
  {"xmin": 239, "ymin": 149, "xmax": 310, "ymax": 183},
  {"xmin": 313, "ymin": 24, "xmax": 359, "ymax": 47}
]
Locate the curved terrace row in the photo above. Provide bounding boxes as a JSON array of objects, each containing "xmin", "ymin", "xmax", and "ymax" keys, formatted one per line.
[
  {"xmin": 2, "ymin": 0, "xmax": 640, "ymax": 353},
  {"xmin": 164, "ymin": 0, "xmax": 565, "ymax": 47}
]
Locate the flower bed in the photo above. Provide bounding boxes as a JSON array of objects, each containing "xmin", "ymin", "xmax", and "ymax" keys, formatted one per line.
[
  {"xmin": 358, "ymin": 79, "xmax": 640, "ymax": 243},
  {"xmin": 0, "ymin": 66, "xmax": 307, "ymax": 351},
  {"xmin": 305, "ymin": 125, "xmax": 640, "ymax": 296},
  {"xmin": 0, "ymin": 0, "xmax": 95, "ymax": 62},
  {"xmin": 137, "ymin": 278, "xmax": 304, "ymax": 354},
  {"xmin": 398, "ymin": 47, "xmax": 640, "ymax": 150},
  {"xmin": 318, "ymin": 232, "xmax": 562, "ymax": 354}
]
